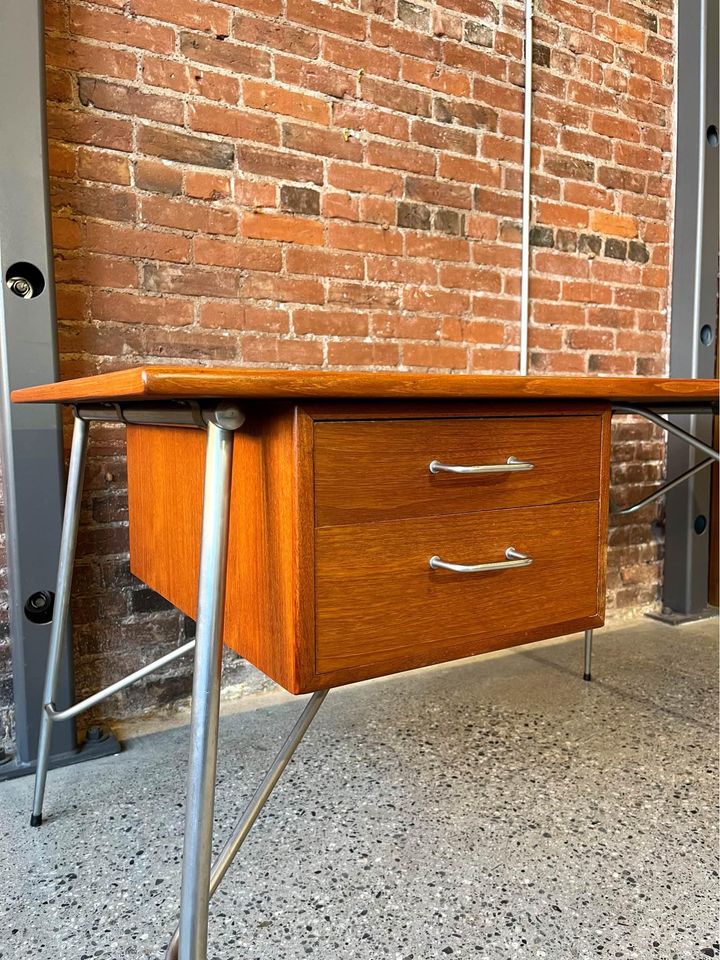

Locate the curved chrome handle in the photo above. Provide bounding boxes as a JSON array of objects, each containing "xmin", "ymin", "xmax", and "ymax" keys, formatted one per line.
[
  {"xmin": 429, "ymin": 547, "xmax": 533, "ymax": 574},
  {"xmin": 429, "ymin": 456, "xmax": 534, "ymax": 475}
]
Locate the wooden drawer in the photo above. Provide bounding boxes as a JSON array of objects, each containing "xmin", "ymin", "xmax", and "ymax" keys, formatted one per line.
[
  {"xmin": 315, "ymin": 500, "xmax": 603, "ymax": 676},
  {"xmin": 314, "ymin": 414, "xmax": 603, "ymax": 526}
]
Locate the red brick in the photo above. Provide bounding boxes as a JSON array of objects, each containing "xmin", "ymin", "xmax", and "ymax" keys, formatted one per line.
[
  {"xmin": 283, "ymin": 122, "xmax": 362, "ymax": 162},
  {"xmin": 590, "ymin": 210, "xmax": 638, "ymax": 238},
  {"xmin": 411, "ymin": 120, "xmax": 476, "ymax": 155},
  {"xmin": 193, "ymin": 237, "xmax": 282, "ymax": 272},
  {"xmin": 293, "ymin": 309, "xmax": 368, "ymax": 336},
  {"xmin": 403, "ymin": 342, "xmax": 467, "ymax": 369},
  {"xmin": 440, "ymin": 155, "xmax": 500, "ymax": 186},
  {"xmin": 406, "ymin": 233, "xmax": 469, "ymax": 262},
  {"xmin": 135, "ymin": 159, "xmax": 183, "ymax": 195},
  {"xmin": 242, "ymin": 274, "xmax": 324, "ymax": 304},
  {"xmin": 286, "ymin": 248, "xmax": 364, "ymax": 280},
  {"xmin": 184, "ymin": 171, "xmax": 232, "ymax": 201},
  {"xmin": 242, "ymin": 212, "xmax": 324, "ymax": 246},
  {"xmin": 47, "ymin": 108, "xmax": 133, "ymax": 152},
  {"xmin": 180, "ymin": 32, "xmax": 271, "ymax": 78},
  {"xmin": 142, "ymin": 57, "xmax": 239, "ymax": 103},
  {"xmin": 328, "ymin": 282, "xmax": 399, "ymax": 309},
  {"xmin": 52, "ymin": 217, "xmax": 84, "ymax": 250},
  {"xmin": 373, "ymin": 312, "xmax": 440, "ymax": 340},
  {"xmin": 361, "ymin": 77, "xmax": 432, "ymax": 117},
  {"xmin": 77, "ymin": 149, "xmax": 131, "ymax": 185},
  {"xmin": 86, "ymin": 221, "xmax": 190, "ymax": 262},
  {"xmin": 244, "ymin": 80, "xmax": 329, "ymax": 125},
  {"xmin": 402, "ymin": 287, "xmax": 469, "ymax": 315},
  {"xmin": 322, "ymin": 191, "xmax": 359, "ymax": 220},
  {"xmin": 592, "ymin": 112, "xmax": 641, "ymax": 142},
  {"xmin": 138, "ymin": 124, "xmax": 235, "ymax": 169},
  {"xmin": 69, "ymin": 5, "xmax": 175, "ymax": 53},
  {"xmin": 323, "ymin": 36, "xmax": 400, "ymax": 79},
  {"xmin": 49, "ymin": 142, "xmax": 77, "ymax": 179},
  {"xmin": 370, "ymin": 20, "xmax": 442, "ymax": 60},
  {"xmin": 243, "ymin": 336, "xmax": 324, "ymax": 365},
  {"xmin": 93, "ymin": 290, "xmax": 194, "ymax": 326},
  {"xmin": 275, "ymin": 55, "xmax": 355, "ymax": 100},
  {"xmin": 200, "ymin": 302, "xmax": 289, "ymax": 332},
  {"xmin": 401, "ymin": 59, "xmax": 470, "ymax": 97},
  {"xmin": 78, "ymin": 78, "xmax": 183, "ymax": 126},
  {"xmin": 366, "ymin": 141, "xmax": 435, "ymax": 175},
  {"xmin": 327, "ymin": 340, "xmax": 399, "ymax": 366},
  {"xmin": 233, "ymin": 13, "xmax": 319, "ymax": 58},
  {"xmin": 328, "ymin": 163, "xmax": 403, "ymax": 196},
  {"xmin": 470, "ymin": 348, "xmax": 520, "ymax": 372},
  {"xmin": 46, "ymin": 35, "xmax": 137, "ymax": 79},
  {"xmin": 52, "ymin": 181, "xmax": 137, "ymax": 222},
  {"xmin": 329, "ymin": 222, "xmax": 402, "ymax": 256},
  {"xmin": 536, "ymin": 201, "xmax": 589, "ymax": 229},
  {"xmin": 286, "ymin": 0, "xmax": 365, "ymax": 40},
  {"xmin": 131, "ymin": 0, "xmax": 230, "ymax": 33},
  {"xmin": 188, "ymin": 102, "xmax": 279, "ymax": 146},
  {"xmin": 334, "ymin": 103, "xmax": 410, "ymax": 142},
  {"xmin": 238, "ymin": 144, "xmax": 323, "ymax": 184},
  {"xmin": 141, "ymin": 195, "xmax": 237, "ymax": 234}
]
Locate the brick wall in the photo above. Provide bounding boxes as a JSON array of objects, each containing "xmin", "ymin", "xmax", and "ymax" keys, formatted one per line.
[{"xmin": 0, "ymin": 0, "xmax": 674, "ymax": 746}]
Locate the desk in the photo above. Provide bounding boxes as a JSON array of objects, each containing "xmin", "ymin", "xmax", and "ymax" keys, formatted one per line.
[{"xmin": 12, "ymin": 368, "xmax": 719, "ymax": 960}]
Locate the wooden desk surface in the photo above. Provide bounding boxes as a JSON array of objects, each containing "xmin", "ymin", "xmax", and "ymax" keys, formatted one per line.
[{"xmin": 10, "ymin": 365, "xmax": 720, "ymax": 405}]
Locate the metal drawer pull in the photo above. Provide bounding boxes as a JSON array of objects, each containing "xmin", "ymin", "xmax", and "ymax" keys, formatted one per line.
[
  {"xmin": 429, "ymin": 456, "xmax": 534, "ymax": 475},
  {"xmin": 429, "ymin": 547, "xmax": 533, "ymax": 574}
]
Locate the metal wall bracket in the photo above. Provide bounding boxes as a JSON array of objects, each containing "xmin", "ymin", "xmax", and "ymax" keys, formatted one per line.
[
  {"xmin": 0, "ymin": 0, "xmax": 81, "ymax": 777},
  {"xmin": 664, "ymin": 0, "xmax": 719, "ymax": 616}
]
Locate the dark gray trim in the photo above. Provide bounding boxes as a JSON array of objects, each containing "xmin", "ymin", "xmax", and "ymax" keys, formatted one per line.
[{"xmin": 664, "ymin": 0, "xmax": 719, "ymax": 616}]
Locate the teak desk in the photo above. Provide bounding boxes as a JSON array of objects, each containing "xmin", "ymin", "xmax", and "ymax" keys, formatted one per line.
[{"xmin": 12, "ymin": 368, "xmax": 720, "ymax": 960}]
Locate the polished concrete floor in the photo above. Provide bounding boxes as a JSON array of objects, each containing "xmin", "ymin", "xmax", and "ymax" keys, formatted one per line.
[{"xmin": 0, "ymin": 618, "xmax": 718, "ymax": 960}]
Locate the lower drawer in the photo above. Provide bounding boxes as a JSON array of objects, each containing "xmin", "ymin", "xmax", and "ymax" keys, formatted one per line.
[{"xmin": 315, "ymin": 500, "xmax": 603, "ymax": 677}]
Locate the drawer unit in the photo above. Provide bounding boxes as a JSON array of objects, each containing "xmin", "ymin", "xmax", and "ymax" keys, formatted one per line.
[{"xmin": 127, "ymin": 401, "xmax": 611, "ymax": 694}]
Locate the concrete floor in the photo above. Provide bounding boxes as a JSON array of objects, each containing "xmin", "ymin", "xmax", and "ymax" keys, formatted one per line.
[{"xmin": 0, "ymin": 618, "xmax": 718, "ymax": 960}]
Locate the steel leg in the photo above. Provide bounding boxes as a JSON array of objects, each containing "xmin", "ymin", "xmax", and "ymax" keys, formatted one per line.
[
  {"xmin": 30, "ymin": 415, "xmax": 89, "ymax": 827},
  {"xmin": 177, "ymin": 420, "xmax": 235, "ymax": 960},
  {"xmin": 165, "ymin": 689, "xmax": 328, "ymax": 960},
  {"xmin": 583, "ymin": 629, "xmax": 593, "ymax": 682}
]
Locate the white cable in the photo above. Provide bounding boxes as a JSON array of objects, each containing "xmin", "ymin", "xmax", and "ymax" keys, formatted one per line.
[{"xmin": 519, "ymin": 0, "xmax": 534, "ymax": 376}]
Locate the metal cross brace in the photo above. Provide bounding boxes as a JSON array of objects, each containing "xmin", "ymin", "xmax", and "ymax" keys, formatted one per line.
[{"xmin": 609, "ymin": 403, "xmax": 719, "ymax": 516}]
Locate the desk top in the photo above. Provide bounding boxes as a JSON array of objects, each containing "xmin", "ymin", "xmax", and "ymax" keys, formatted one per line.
[{"xmin": 11, "ymin": 365, "xmax": 720, "ymax": 405}]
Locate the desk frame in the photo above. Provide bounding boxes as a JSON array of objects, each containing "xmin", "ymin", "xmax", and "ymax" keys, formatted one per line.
[{"xmin": 29, "ymin": 396, "xmax": 719, "ymax": 960}]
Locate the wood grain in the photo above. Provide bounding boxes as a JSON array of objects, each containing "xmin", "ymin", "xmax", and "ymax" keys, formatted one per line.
[
  {"xmin": 314, "ymin": 413, "xmax": 603, "ymax": 525},
  {"xmin": 315, "ymin": 500, "xmax": 603, "ymax": 676},
  {"xmin": 126, "ymin": 409, "xmax": 315, "ymax": 693},
  {"xmin": 11, "ymin": 364, "xmax": 720, "ymax": 405}
]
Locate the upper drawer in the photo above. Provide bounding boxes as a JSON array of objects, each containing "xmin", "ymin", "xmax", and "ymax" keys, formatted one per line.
[{"xmin": 314, "ymin": 414, "xmax": 604, "ymax": 526}]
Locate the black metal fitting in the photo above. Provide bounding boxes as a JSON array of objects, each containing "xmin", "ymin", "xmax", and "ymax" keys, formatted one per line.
[{"xmin": 24, "ymin": 590, "xmax": 54, "ymax": 624}]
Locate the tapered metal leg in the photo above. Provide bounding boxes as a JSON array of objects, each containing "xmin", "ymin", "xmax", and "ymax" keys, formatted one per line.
[
  {"xmin": 30, "ymin": 415, "xmax": 89, "ymax": 827},
  {"xmin": 177, "ymin": 420, "xmax": 235, "ymax": 960},
  {"xmin": 165, "ymin": 689, "xmax": 328, "ymax": 960},
  {"xmin": 583, "ymin": 629, "xmax": 593, "ymax": 682}
]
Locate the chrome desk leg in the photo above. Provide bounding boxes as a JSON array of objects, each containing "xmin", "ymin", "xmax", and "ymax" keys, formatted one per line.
[
  {"xmin": 31, "ymin": 414, "xmax": 89, "ymax": 827},
  {"xmin": 177, "ymin": 419, "xmax": 235, "ymax": 960},
  {"xmin": 583, "ymin": 629, "xmax": 593, "ymax": 682},
  {"xmin": 165, "ymin": 689, "xmax": 328, "ymax": 960}
]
